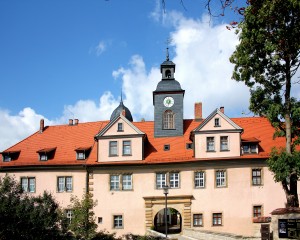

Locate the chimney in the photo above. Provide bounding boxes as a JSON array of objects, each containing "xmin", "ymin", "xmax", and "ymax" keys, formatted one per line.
[
  {"xmin": 194, "ymin": 102, "xmax": 202, "ymax": 121},
  {"xmin": 220, "ymin": 106, "xmax": 224, "ymax": 114},
  {"xmin": 39, "ymin": 119, "xmax": 44, "ymax": 133},
  {"xmin": 74, "ymin": 119, "xmax": 79, "ymax": 125},
  {"xmin": 69, "ymin": 119, "xmax": 73, "ymax": 126}
]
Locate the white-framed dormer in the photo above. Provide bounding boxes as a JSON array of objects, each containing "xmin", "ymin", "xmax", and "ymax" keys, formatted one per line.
[
  {"xmin": 95, "ymin": 114, "xmax": 146, "ymax": 162},
  {"xmin": 192, "ymin": 108, "xmax": 243, "ymax": 159}
]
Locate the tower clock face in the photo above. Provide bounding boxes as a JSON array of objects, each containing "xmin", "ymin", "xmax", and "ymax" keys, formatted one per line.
[{"xmin": 163, "ymin": 96, "xmax": 174, "ymax": 107}]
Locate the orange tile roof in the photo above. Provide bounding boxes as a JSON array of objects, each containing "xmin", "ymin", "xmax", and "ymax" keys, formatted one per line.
[{"xmin": 0, "ymin": 117, "xmax": 291, "ymax": 168}]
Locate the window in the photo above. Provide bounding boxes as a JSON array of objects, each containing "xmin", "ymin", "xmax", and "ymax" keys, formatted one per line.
[
  {"xmin": 117, "ymin": 122, "xmax": 123, "ymax": 132},
  {"xmin": 122, "ymin": 141, "xmax": 131, "ymax": 155},
  {"xmin": 252, "ymin": 169, "xmax": 262, "ymax": 185},
  {"xmin": 2, "ymin": 151, "xmax": 20, "ymax": 162},
  {"xmin": 98, "ymin": 217, "xmax": 103, "ymax": 224},
  {"xmin": 122, "ymin": 174, "xmax": 132, "ymax": 190},
  {"xmin": 193, "ymin": 214, "xmax": 203, "ymax": 227},
  {"xmin": 195, "ymin": 171, "xmax": 205, "ymax": 188},
  {"xmin": 207, "ymin": 137, "xmax": 215, "ymax": 151},
  {"xmin": 21, "ymin": 177, "xmax": 35, "ymax": 193},
  {"xmin": 156, "ymin": 173, "xmax": 167, "ymax": 189},
  {"xmin": 37, "ymin": 148, "xmax": 56, "ymax": 161},
  {"xmin": 186, "ymin": 143, "xmax": 193, "ymax": 149},
  {"xmin": 169, "ymin": 172, "xmax": 180, "ymax": 188},
  {"xmin": 163, "ymin": 110, "xmax": 175, "ymax": 129},
  {"xmin": 75, "ymin": 147, "xmax": 91, "ymax": 160},
  {"xmin": 216, "ymin": 170, "xmax": 226, "ymax": 187},
  {"xmin": 110, "ymin": 174, "xmax": 133, "ymax": 191},
  {"xmin": 113, "ymin": 215, "xmax": 123, "ymax": 228},
  {"xmin": 57, "ymin": 176, "xmax": 73, "ymax": 192},
  {"xmin": 213, "ymin": 213, "xmax": 222, "ymax": 226},
  {"xmin": 164, "ymin": 144, "xmax": 170, "ymax": 151},
  {"xmin": 77, "ymin": 151, "xmax": 85, "ymax": 160},
  {"xmin": 253, "ymin": 206, "xmax": 262, "ymax": 218},
  {"xmin": 156, "ymin": 172, "xmax": 180, "ymax": 189},
  {"xmin": 220, "ymin": 136, "xmax": 229, "ymax": 151},
  {"xmin": 3, "ymin": 155, "xmax": 11, "ymax": 162},
  {"xmin": 109, "ymin": 141, "xmax": 118, "ymax": 156},
  {"xmin": 66, "ymin": 209, "xmax": 73, "ymax": 224},
  {"xmin": 243, "ymin": 144, "xmax": 257, "ymax": 154},
  {"xmin": 214, "ymin": 118, "xmax": 220, "ymax": 127},
  {"xmin": 110, "ymin": 175, "xmax": 120, "ymax": 190},
  {"xmin": 40, "ymin": 153, "xmax": 48, "ymax": 161}
]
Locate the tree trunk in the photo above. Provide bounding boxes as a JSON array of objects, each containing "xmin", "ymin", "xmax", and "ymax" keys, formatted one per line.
[{"xmin": 282, "ymin": 175, "xmax": 299, "ymax": 208}]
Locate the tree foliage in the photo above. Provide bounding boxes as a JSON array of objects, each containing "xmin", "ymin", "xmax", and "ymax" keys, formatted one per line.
[
  {"xmin": 230, "ymin": 0, "xmax": 300, "ymax": 207},
  {"xmin": 0, "ymin": 175, "xmax": 62, "ymax": 240},
  {"xmin": 67, "ymin": 193, "xmax": 98, "ymax": 240}
]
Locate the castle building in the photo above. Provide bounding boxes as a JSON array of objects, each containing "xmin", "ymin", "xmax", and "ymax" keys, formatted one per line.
[{"xmin": 0, "ymin": 53, "xmax": 292, "ymax": 238}]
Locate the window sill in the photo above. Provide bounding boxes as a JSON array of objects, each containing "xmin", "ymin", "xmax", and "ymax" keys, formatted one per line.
[
  {"xmin": 193, "ymin": 225, "xmax": 203, "ymax": 227},
  {"xmin": 195, "ymin": 186, "xmax": 205, "ymax": 189},
  {"xmin": 214, "ymin": 125, "xmax": 221, "ymax": 127},
  {"xmin": 252, "ymin": 184, "xmax": 263, "ymax": 187},
  {"xmin": 212, "ymin": 224, "xmax": 223, "ymax": 227},
  {"xmin": 109, "ymin": 155, "xmax": 119, "ymax": 157},
  {"xmin": 206, "ymin": 150, "xmax": 216, "ymax": 152},
  {"xmin": 122, "ymin": 154, "xmax": 132, "ymax": 156},
  {"xmin": 117, "ymin": 130, "xmax": 124, "ymax": 132},
  {"xmin": 216, "ymin": 186, "xmax": 227, "ymax": 188},
  {"xmin": 220, "ymin": 149, "xmax": 230, "ymax": 152}
]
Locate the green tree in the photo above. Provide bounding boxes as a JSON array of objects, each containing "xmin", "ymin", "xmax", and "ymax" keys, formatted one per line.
[
  {"xmin": 67, "ymin": 193, "xmax": 98, "ymax": 240},
  {"xmin": 230, "ymin": 0, "xmax": 300, "ymax": 207},
  {"xmin": 0, "ymin": 175, "xmax": 62, "ymax": 240}
]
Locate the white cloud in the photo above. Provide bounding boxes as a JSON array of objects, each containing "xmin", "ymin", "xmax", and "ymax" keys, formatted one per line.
[
  {"xmin": 149, "ymin": 0, "xmax": 162, "ymax": 22},
  {"xmin": 3, "ymin": 11, "xmax": 299, "ymax": 151},
  {"xmin": 95, "ymin": 41, "xmax": 107, "ymax": 56},
  {"xmin": 0, "ymin": 108, "xmax": 52, "ymax": 151}
]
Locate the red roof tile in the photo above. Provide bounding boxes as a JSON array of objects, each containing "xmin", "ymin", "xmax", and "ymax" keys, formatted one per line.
[{"xmin": 0, "ymin": 117, "xmax": 291, "ymax": 168}]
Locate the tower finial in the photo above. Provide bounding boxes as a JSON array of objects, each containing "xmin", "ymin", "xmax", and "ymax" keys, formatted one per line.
[
  {"xmin": 166, "ymin": 47, "xmax": 169, "ymax": 61},
  {"xmin": 120, "ymin": 89, "xmax": 123, "ymax": 103}
]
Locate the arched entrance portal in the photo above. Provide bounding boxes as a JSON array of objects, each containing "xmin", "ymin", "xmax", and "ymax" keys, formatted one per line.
[{"xmin": 154, "ymin": 208, "xmax": 182, "ymax": 234}]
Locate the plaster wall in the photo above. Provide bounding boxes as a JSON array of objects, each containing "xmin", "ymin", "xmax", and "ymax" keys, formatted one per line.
[
  {"xmin": 97, "ymin": 137, "xmax": 143, "ymax": 162},
  {"xmin": 0, "ymin": 170, "xmax": 86, "ymax": 208}
]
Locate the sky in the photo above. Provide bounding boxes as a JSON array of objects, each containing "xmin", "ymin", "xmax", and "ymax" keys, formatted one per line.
[{"xmin": 1, "ymin": 0, "xmax": 299, "ymax": 152}]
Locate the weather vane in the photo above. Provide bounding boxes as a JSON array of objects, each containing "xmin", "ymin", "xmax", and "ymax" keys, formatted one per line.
[{"xmin": 165, "ymin": 38, "xmax": 173, "ymax": 61}]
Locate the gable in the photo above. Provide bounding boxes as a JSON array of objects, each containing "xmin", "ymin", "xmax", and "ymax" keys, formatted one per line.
[
  {"xmin": 194, "ymin": 109, "xmax": 243, "ymax": 133},
  {"xmin": 95, "ymin": 114, "xmax": 145, "ymax": 138}
]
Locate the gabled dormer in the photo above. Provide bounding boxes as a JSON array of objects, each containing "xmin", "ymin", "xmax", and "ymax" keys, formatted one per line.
[
  {"xmin": 95, "ymin": 114, "xmax": 145, "ymax": 162},
  {"xmin": 193, "ymin": 108, "xmax": 243, "ymax": 159}
]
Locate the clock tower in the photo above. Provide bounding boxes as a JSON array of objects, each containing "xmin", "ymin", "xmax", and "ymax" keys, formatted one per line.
[{"xmin": 153, "ymin": 49, "xmax": 185, "ymax": 137}]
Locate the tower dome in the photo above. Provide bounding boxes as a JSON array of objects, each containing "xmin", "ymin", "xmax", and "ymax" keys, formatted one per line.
[{"xmin": 110, "ymin": 100, "xmax": 133, "ymax": 122}]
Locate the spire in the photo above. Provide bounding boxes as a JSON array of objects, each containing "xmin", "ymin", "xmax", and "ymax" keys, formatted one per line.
[
  {"xmin": 166, "ymin": 47, "xmax": 169, "ymax": 61},
  {"xmin": 120, "ymin": 89, "xmax": 123, "ymax": 104}
]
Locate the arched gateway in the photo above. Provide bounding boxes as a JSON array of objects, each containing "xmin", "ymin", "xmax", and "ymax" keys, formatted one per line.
[{"xmin": 143, "ymin": 195, "xmax": 193, "ymax": 233}]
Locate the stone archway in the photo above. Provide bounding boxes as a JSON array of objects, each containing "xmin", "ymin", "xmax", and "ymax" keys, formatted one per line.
[
  {"xmin": 154, "ymin": 207, "xmax": 182, "ymax": 234},
  {"xmin": 143, "ymin": 195, "xmax": 193, "ymax": 232}
]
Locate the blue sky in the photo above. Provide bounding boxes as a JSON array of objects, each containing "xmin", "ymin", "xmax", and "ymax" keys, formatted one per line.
[{"xmin": 1, "ymin": 0, "xmax": 299, "ymax": 151}]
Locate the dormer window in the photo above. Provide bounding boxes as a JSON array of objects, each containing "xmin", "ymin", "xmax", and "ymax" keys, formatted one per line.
[
  {"xmin": 2, "ymin": 151, "xmax": 20, "ymax": 162},
  {"xmin": 117, "ymin": 123, "xmax": 123, "ymax": 132},
  {"xmin": 241, "ymin": 138, "xmax": 260, "ymax": 155},
  {"xmin": 37, "ymin": 148, "xmax": 56, "ymax": 161},
  {"xmin": 214, "ymin": 118, "xmax": 220, "ymax": 127},
  {"xmin": 75, "ymin": 147, "xmax": 91, "ymax": 160}
]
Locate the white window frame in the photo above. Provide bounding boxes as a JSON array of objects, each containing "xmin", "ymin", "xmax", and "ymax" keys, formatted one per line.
[
  {"xmin": 214, "ymin": 118, "xmax": 220, "ymax": 127},
  {"xmin": 169, "ymin": 172, "xmax": 180, "ymax": 188},
  {"xmin": 122, "ymin": 174, "xmax": 132, "ymax": 190},
  {"xmin": 216, "ymin": 170, "xmax": 226, "ymax": 188},
  {"xmin": 195, "ymin": 171, "xmax": 205, "ymax": 188},
  {"xmin": 117, "ymin": 122, "xmax": 123, "ymax": 132},
  {"xmin": 122, "ymin": 140, "xmax": 131, "ymax": 156},
  {"xmin": 220, "ymin": 136, "xmax": 229, "ymax": 151},
  {"xmin": 113, "ymin": 215, "xmax": 123, "ymax": 228},
  {"xmin": 110, "ymin": 175, "xmax": 120, "ymax": 190},
  {"xmin": 21, "ymin": 177, "xmax": 36, "ymax": 193},
  {"xmin": 252, "ymin": 168, "xmax": 262, "ymax": 186},
  {"xmin": 156, "ymin": 173, "xmax": 167, "ymax": 189},
  {"xmin": 57, "ymin": 176, "xmax": 73, "ymax": 192}
]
